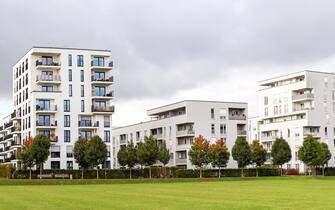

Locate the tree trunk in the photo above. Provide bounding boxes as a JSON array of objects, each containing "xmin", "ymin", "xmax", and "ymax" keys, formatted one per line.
[
  {"xmin": 81, "ymin": 168, "xmax": 84, "ymax": 179},
  {"xmin": 322, "ymin": 166, "xmax": 325, "ymax": 176},
  {"xmin": 130, "ymin": 168, "xmax": 132, "ymax": 179},
  {"xmin": 149, "ymin": 166, "xmax": 152, "ymax": 179},
  {"xmin": 256, "ymin": 167, "xmax": 258, "ymax": 177},
  {"xmin": 241, "ymin": 167, "xmax": 244, "ymax": 177},
  {"xmin": 199, "ymin": 167, "xmax": 202, "ymax": 178},
  {"xmin": 96, "ymin": 168, "xmax": 99, "ymax": 179},
  {"xmin": 40, "ymin": 163, "xmax": 43, "ymax": 179},
  {"xmin": 218, "ymin": 167, "xmax": 221, "ymax": 178},
  {"xmin": 29, "ymin": 168, "xmax": 32, "ymax": 180},
  {"xmin": 280, "ymin": 165, "xmax": 283, "ymax": 176}
]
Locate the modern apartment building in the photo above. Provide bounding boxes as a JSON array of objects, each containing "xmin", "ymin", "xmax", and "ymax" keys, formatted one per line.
[
  {"xmin": 256, "ymin": 70, "xmax": 335, "ymax": 172},
  {"xmin": 0, "ymin": 46, "xmax": 115, "ymax": 169},
  {"xmin": 112, "ymin": 100, "xmax": 247, "ymax": 169}
]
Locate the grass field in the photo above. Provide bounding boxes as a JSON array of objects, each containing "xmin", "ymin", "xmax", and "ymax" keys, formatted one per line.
[{"xmin": 0, "ymin": 176, "xmax": 334, "ymax": 210}]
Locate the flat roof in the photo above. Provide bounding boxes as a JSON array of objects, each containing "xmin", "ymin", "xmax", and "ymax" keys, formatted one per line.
[{"xmin": 32, "ymin": 46, "xmax": 111, "ymax": 52}]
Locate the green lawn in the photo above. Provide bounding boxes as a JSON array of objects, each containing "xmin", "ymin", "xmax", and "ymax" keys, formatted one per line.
[{"xmin": 0, "ymin": 176, "xmax": 334, "ymax": 210}]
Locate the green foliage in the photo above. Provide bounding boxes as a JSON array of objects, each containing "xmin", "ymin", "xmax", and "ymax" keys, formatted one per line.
[
  {"xmin": 0, "ymin": 165, "xmax": 14, "ymax": 178},
  {"xmin": 17, "ymin": 144, "xmax": 34, "ymax": 169},
  {"xmin": 271, "ymin": 137, "xmax": 291, "ymax": 166},
  {"xmin": 188, "ymin": 135, "xmax": 210, "ymax": 168},
  {"xmin": 137, "ymin": 136, "xmax": 159, "ymax": 167},
  {"xmin": 31, "ymin": 134, "xmax": 51, "ymax": 168},
  {"xmin": 208, "ymin": 139, "xmax": 230, "ymax": 168},
  {"xmin": 298, "ymin": 135, "xmax": 321, "ymax": 167},
  {"xmin": 158, "ymin": 143, "xmax": 170, "ymax": 166},
  {"xmin": 126, "ymin": 142, "xmax": 138, "ymax": 168},
  {"xmin": 319, "ymin": 142, "xmax": 331, "ymax": 166},
  {"xmin": 117, "ymin": 145, "xmax": 128, "ymax": 167},
  {"xmin": 74, "ymin": 138, "xmax": 90, "ymax": 169},
  {"xmin": 232, "ymin": 136, "xmax": 252, "ymax": 168},
  {"xmin": 85, "ymin": 135, "xmax": 108, "ymax": 168},
  {"xmin": 250, "ymin": 140, "xmax": 267, "ymax": 167}
]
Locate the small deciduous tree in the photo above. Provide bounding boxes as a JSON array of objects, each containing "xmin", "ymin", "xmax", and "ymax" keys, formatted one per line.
[
  {"xmin": 318, "ymin": 142, "xmax": 331, "ymax": 176},
  {"xmin": 85, "ymin": 135, "xmax": 108, "ymax": 179},
  {"xmin": 117, "ymin": 145, "xmax": 128, "ymax": 168},
  {"xmin": 30, "ymin": 135, "xmax": 51, "ymax": 179},
  {"xmin": 126, "ymin": 142, "xmax": 138, "ymax": 179},
  {"xmin": 271, "ymin": 137, "xmax": 291, "ymax": 176},
  {"xmin": 208, "ymin": 139, "xmax": 230, "ymax": 178},
  {"xmin": 232, "ymin": 136, "xmax": 252, "ymax": 177},
  {"xmin": 298, "ymin": 135, "xmax": 321, "ymax": 176},
  {"xmin": 74, "ymin": 138, "xmax": 89, "ymax": 179},
  {"xmin": 188, "ymin": 135, "xmax": 210, "ymax": 178},
  {"xmin": 250, "ymin": 140, "xmax": 267, "ymax": 177},
  {"xmin": 137, "ymin": 136, "xmax": 159, "ymax": 179},
  {"xmin": 17, "ymin": 144, "xmax": 34, "ymax": 179},
  {"xmin": 158, "ymin": 143, "xmax": 170, "ymax": 177}
]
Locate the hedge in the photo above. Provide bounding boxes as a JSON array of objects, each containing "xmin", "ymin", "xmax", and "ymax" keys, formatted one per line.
[
  {"xmin": 12, "ymin": 167, "xmax": 280, "ymax": 179},
  {"xmin": 0, "ymin": 164, "xmax": 14, "ymax": 178}
]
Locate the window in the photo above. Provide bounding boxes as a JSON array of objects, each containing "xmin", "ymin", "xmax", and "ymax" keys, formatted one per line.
[
  {"xmin": 66, "ymin": 161, "xmax": 73, "ymax": 169},
  {"xmin": 42, "ymin": 85, "xmax": 53, "ymax": 92},
  {"xmin": 51, "ymin": 161, "xmax": 60, "ymax": 169},
  {"xmin": 64, "ymin": 100, "xmax": 70, "ymax": 112},
  {"xmin": 288, "ymin": 129, "xmax": 290, "ymax": 138},
  {"xmin": 264, "ymin": 96, "xmax": 268, "ymax": 105},
  {"xmin": 81, "ymin": 85, "xmax": 84, "ymax": 97},
  {"xmin": 93, "ymin": 86, "xmax": 106, "ymax": 96},
  {"xmin": 80, "ymin": 70, "xmax": 84, "ymax": 82},
  {"xmin": 219, "ymin": 108, "xmax": 227, "ymax": 120},
  {"xmin": 69, "ymin": 85, "xmax": 72, "ymax": 97},
  {"xmin": 37, "ymin": 99, "xmax": 50, "ymax": 111},
  {"xmin": 50, "ymin": 146, "xmax": 60, "ymax": 158},
  {"xmin": 68, "ymin": 54, "xmax": 72, "ymax": 66},
  {"xmin": 104, "ymin": 116, "xmax": 110, "ymax": 127},
  {"xmin": 37, "ymin": 115, "xmax": 50, "ymax": 126},
  {"xmin": 264, "ymin": 107, "xmax": 268, "ymax": 116},
  {"xmin": 66, "ymin": 146, "xmax": 73, "ymax": 158},
  {"xmin": 64, "ymin": 115, "xmax": 70, "ymax": 127},
  {"xmin": 81, "ymin": 100, "xmax": 85, "ymax": 112},
  {"xmin": 104, "ymin": 131, "xmax": 110, "ymax": 142},
  {"xmin": 220, "ymin": 124, "xmax": 225, "ymax": 134},
  {"xmin": 80, "ymin": 131, "xmax": 92, "ymax": 139},
  {"xmin": 68, "ymin": 69, "xmax": 72, "ymax": 81},
  {"xmin": 92, "ymin": 56, "xmax": 104, "ymax": 66},
  {"xmin": 325, "ymin": 127, "xmax": 328, "ymax": 136},
  {"xmin": 210, "ymin": 108, "xmax": 215, "ymax": 119},
  {"xmin": 64, "ymin": 130, "xmax": 71, "ymax": 142},
  {"xmin": 211, "ymin": 124, "xmax": 215, "ymax": 135},
  {"xmin": 77, "ymin": 55, "xmax": 84, "ymax": 67},
  {"xmin": 41, "ymin": 56, "xmax": 53, "ymax": 65},
  {"xmin": 94, "ymin": 71, "xmax": 105, "ymax": 80}
]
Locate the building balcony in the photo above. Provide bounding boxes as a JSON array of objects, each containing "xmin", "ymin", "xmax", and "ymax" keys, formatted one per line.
[
  {"xmin": 4, "ymin": 122, "xmax": 13, "ymax": 129},
  {"xmin": 176, "ymin": 144, "xmax": 192, "ymax": 151},
  {"xmin": 4, "ymin": 134, "xmax": 13, "ymax": 141},
  {"xmin": 11, "ymin": 126, "xmax": 21, "ymax": 134},
  {"xmin": 175, "ymin": 158, "xmax": 187, "ymax": 165},
  {"xmin": 36, "ymin": 60, "xmax": 61, "ymax": 70},
  {"xmin": 91, "ymin": 105, "xmax": 115, "ymax": 114},
  {"xmin": 228, "ymin": 114, "xmax": 246, "ymax": 120},
  {"xmin": 120, "ymin": 139, "xmax": 127, "ymax": 145},
  {"xmin": 176, "ymin": 130, "xmax": 195, "ymax": 137},
  {"xmin": 36, "ymin": 75, "xmax": 61, "ymax": 85},
  {"xmin": 90, "ymin": 60, "xmax": 113, "ymax": 70},
  {"xmin": 261, "ymin": 136, "xmax": 277, "ymax": 142},
  {"xmin": 36, "ymin": 105, "xmax": 57, "ymax": 113},
  {"xmin": 91, "ymin": 91, "xmax": 114, "ymax": 99},
  {"xmin": 91, "ymin": 76, "xmax": 113, "ymax": 85},
  {"xmin": 152, "ymin": 133, "xmax": 163, "ymax": 140},
  {"xmin": 292, "ymin": 93, "xmax": 314, "ymax": 102},
  {"xmin": 237, "ymin": 130, "xmax": 247, "ymax": 136},
  {"xmin": 36, "ymin": 120, "xmax": 57, "ymax": 129},
  {"xmin": 78, "ymin": 120, "xmax": 99, "ymax": 128}
]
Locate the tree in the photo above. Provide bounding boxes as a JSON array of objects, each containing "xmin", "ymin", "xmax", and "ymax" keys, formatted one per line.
[
  {"xmin": 188, "ymin": 135, "xmax": 210, "ymax": 178},
  {"xmin": 232, "ymin": 136, "xmax": 252, "ymax": 177},
  {"xmin": 298, "ymin": 135, "xmax": 321, "ymax": 176},
  {"xmin": 117, "ymin": 145, "xmax": 128, "ymax": 168},
  {"xmin": 318, "ymin": 142, "xmax": 331, "ymax": 176},
  {"xmin": 17, "ymin": 144, "xmax": 34, "ymax": 179},
  {"xmin": 250, "ymin": 140, "xmax": 267, "ymax": 177},
  {"xmin": 126, "ymin": 142, "xmax": 138, "ymax": 179},
  {"xmin": 137, "ymin": 136, "xmax": 159, "ymax": 179},
  {"xmin": 85, "ymin": 135, "xmax": 108, "ymax": 179},
  {"xmin": 30, "ymin": 135, "xmax": 51, "ymax": 179},
  {"xmin": 158, "ymin": 143, "xmax": 170, "ymax": 177},
  {"xmin": 74, "ymin": 138, "xmax": 90, "ymax": 179},
  {"xmin": 271, "ymin": 137, "xmax": 292, "ymax": 176},
  {"xmin": 208, "ymin": 139, "xmax": 230, "ymax": 178}
]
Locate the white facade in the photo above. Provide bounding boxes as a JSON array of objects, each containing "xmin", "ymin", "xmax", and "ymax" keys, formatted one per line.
[
  {"xmin": 257, "ymin": 70, "xmax": 335, "ymax": 172},
  {"xmin": 112, "ymin": 100, "xmax": 247, "ymax": 169},
  {"xmin": 0, "ymin": 47, "xmax": 115, "ymax": 169},
  {"xmin": 248, "ymin": 116, "xmax": 260, "ymax": 143}
]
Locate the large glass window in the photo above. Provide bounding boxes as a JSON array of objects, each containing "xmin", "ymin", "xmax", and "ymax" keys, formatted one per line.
[
  {"xmin": 80, "ymin": 70, "xmax": 84, "ymax": 82},
  {"xmin": 37, "ymin": 100, "xmax": 50, "ymax": 111},
  {"xmin": 68, "ymin": 69, "xmax": 72, "ymax": 81},
  {"xmin": 77, "ymin": 55, "xmax": 84, "ymax": 67},
  {"xmin": 38, "ymin": 115, "xmax": 50, "ymax": 126},
  {"xmin": 81, "ymin": 100, "xmax": 85, "ymax": 112},
  {"xmin": 64, "ymin": 130, "xmax": 71, "ymax": 142},
  {"xmin": 42, "ymin": 85, "xmax": 53, "ymax": 92},
  {"xmin": 104, "ymin": 131, "xmax": 110, "ymax": 142},
  {"xmin": 81, "ymin": 85, "xmax": 84, "ymax": 97},
  {"xmin": 69, "ymin": 85, "xmax": 72, "ymax": 97},
  {"xmin": 41, "ymin": 56, "xmax": 53, "ymax": 65},
  {"xmin": 92, "ymin": 56, "xmax": 104, "ymax": 67},
  {"xmin": 64, "ymin": 115, "xmax": 70, "ymax": 127},
  {"xmin": 68, "ymin": 54, "xmax": 72, "ymax": 66},
  {"xmin": 94, "ymin": 72, "xmax": 105, "ymax": 81},
  {"xmin": 80, "ymin": 131, "xmax": 92, "ymax": 139},
  {"xmin": 93, "ymin": 86, "xmax": 106, "ymax": 96},
  {"xmin": 64, "ymin": 100, "xmax": 70, "ymax": 112}
]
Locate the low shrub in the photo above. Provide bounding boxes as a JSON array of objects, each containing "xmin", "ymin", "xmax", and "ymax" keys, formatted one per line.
[{"xmin": 287, "ymin": 168, "xmax": 299, "ymax": 175}]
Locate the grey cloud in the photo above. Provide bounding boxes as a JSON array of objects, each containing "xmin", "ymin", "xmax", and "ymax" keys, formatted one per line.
[{"xmin": 0, "ymin": 0, "xmax": 335, "ymax": 100}]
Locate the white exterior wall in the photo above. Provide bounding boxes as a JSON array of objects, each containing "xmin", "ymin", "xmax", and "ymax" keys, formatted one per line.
[
  {"xmin": 112, "ymin": 100, "xmax": 247, "ymax": 169},
  {"xmin": 258, "ymin": 70, "xmax": 335, "ymax": 172},
  {"xmin": 3, "ymin": 47, "xmax": 115, "ymax": 169}
]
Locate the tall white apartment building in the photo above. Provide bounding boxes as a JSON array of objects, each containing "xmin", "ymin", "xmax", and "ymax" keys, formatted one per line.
[
  {"xmin": 0, "ymin": 47, "xmax": 115, "ymax": 169},
  {"xmin": 112, "ymin": 100, "xmax": 247, "ymax": 169},
  {"xmin": 257, "ymin": 70, "xmax": 335, "ymax": 172}
]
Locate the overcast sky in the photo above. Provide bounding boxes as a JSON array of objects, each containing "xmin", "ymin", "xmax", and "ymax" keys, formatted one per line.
[{"xmin": 1, "ymin": 0, "xmax": 335, "ymax": 126}]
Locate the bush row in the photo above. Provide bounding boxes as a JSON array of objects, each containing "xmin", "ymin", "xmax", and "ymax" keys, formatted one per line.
[
  {"xmin": 0, "ymin": 165, "xmax": 14, "ymax": 178},
  {"xmin": 12, "ymin": 167, "xmax": 281, "ymax": 179}
]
